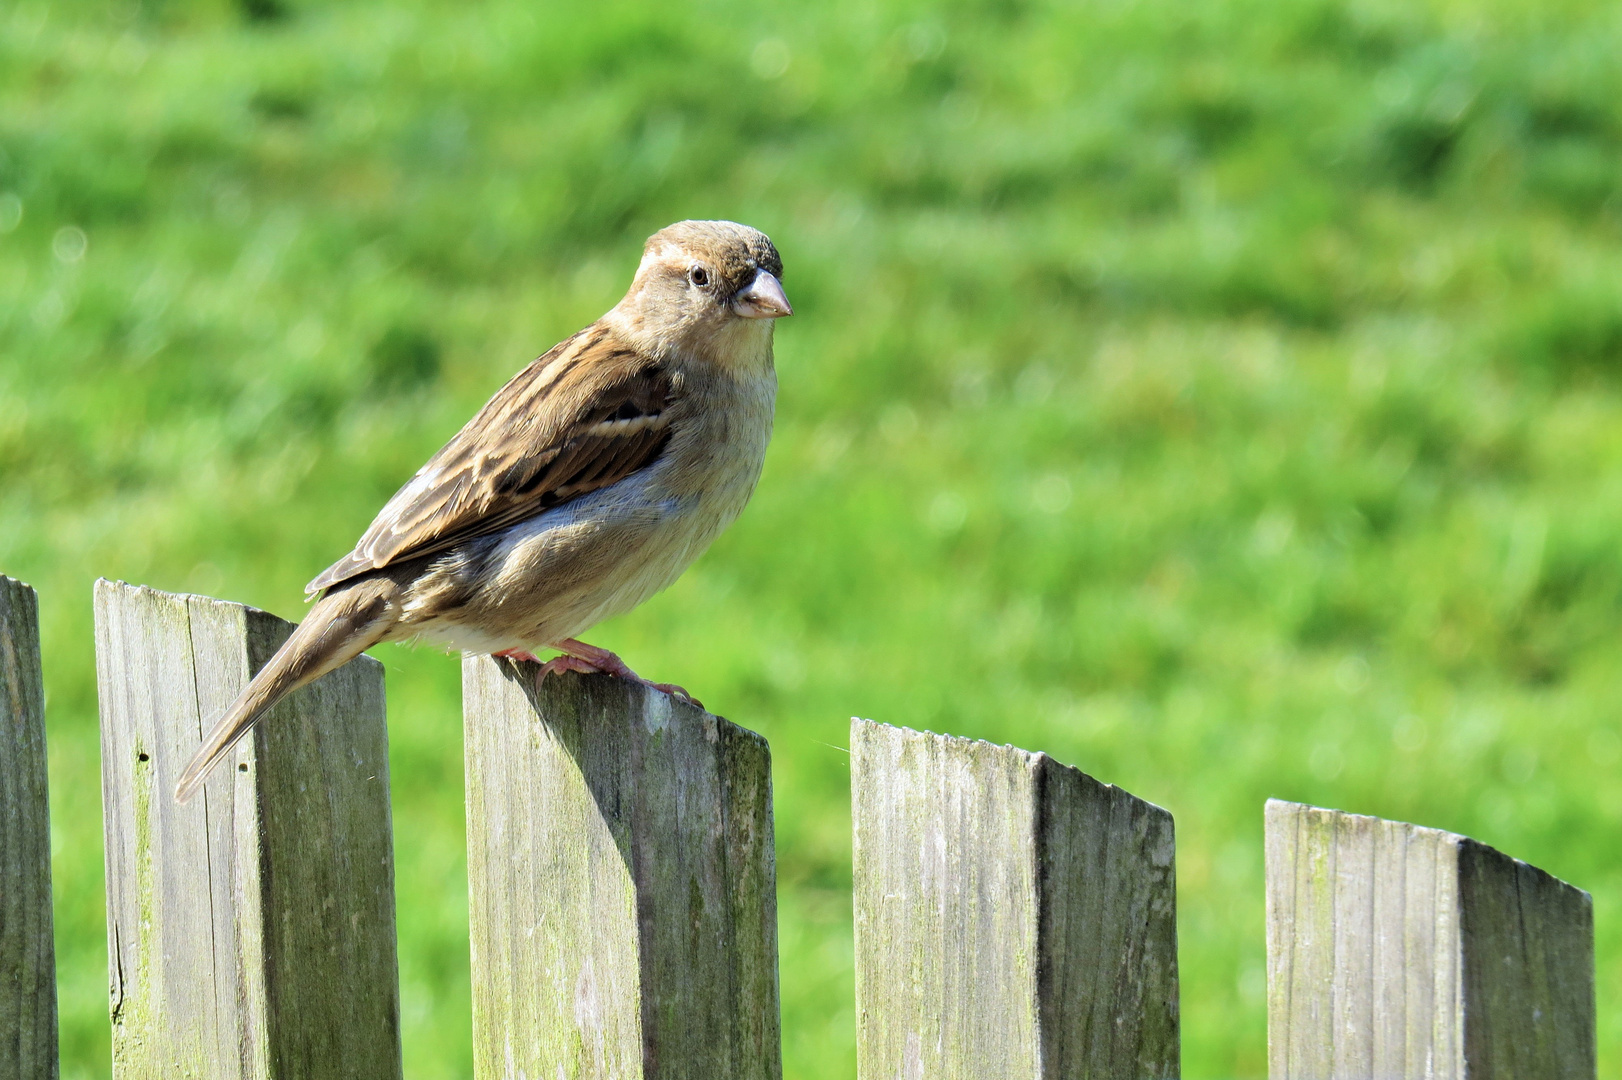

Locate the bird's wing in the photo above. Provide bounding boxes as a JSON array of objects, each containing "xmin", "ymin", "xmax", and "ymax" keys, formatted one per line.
[{"xmin": 306, "ymin": 325, "xmax": 679, "ymax": 595}]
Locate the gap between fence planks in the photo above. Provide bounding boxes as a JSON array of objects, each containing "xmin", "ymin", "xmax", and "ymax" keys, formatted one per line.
[
  {"xmin": 1265, "ymin": 799, "xmax": 1596, "ymax": 1079},
  {"xmin": 94, "ymin": 580, "xmax": 402, "ymax": 1080},
  {"xmin": 851, "ymin": 719, "xmax": 1180, "ymax": 1080},
  {"xmin": 0, "ymin": 575, "xmax": 57, "ymax": 1080},
  {"xmin": 462, "ymin": 656, "xmax": 781, "ymax": 1080}
]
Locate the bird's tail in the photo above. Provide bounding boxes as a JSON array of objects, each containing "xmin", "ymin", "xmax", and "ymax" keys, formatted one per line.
[{"xmin": 173, "ymin": 576, "xmax": 402, "ymax": 804}]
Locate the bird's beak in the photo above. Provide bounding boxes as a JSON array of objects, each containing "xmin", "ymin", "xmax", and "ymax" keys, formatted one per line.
[{"xmin": 732, "ymin": 269, "xmax": 793, "ymax": 319}]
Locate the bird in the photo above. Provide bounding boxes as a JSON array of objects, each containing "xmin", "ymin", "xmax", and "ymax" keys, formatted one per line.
[{"xmin": 173, "ymin": 219, "xmax": 791, "ymax": 804}]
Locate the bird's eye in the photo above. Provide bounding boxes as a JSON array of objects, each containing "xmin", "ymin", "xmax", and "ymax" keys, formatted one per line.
[{"xmin": 689, "ymin": 266, "xmax": 710, "ymax": 287}]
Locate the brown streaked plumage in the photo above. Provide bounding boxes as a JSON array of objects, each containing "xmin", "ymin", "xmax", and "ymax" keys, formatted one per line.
[
  {"xmin": 305, "ymin": 334, "xmax": 680, "ymax": 595},
  {"xmin": 174, "ymin": 220, "xmax": 791, "ymax": 804}
]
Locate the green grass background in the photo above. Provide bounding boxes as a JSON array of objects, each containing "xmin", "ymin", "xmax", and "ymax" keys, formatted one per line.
[{"xmin": 5, "ymin": 0, "xmax": 1622, "ymax": 1074}]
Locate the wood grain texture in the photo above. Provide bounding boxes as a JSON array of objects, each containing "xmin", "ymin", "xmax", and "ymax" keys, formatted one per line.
[
  {"xmin": 851, "ymin": 720, "xmax": 1179, "ymax": 1080},
  {"xmin": 94, "ymin": 580, "xmax": 401, "ymax": 1080},
  {"xmin": 462, "ymin": 657, "xmax": 780, "ymax": 1080},
  {"xmin": 1, "ymin": 575, "xmax": 57, "ymax": 1079},
  {"xmin": 1265, "ymin": 799, "xmax": 1595, "ymax": 1079}
]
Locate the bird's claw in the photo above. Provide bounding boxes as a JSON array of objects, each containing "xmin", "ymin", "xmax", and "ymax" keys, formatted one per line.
[
  {"xmin": 646, "ymin": 681, "xmax": 703, "ymax": 710},
  {"xmin": 527, "ymin": 643, "xmax": 704, "ymax": 710}
]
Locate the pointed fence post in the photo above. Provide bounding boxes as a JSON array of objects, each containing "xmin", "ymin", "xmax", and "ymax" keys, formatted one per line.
[
  {"xmin": 1, "ymin": 575, "xmax": 57, "ymax": 1080},
  {"xmin": 94, "ymin": 580, "xmax": 402, "ymax": 1079},
  {"xmin": 850, "ymin": 719, "xmax": 1180, "ymax": 1080},
  {"xmin": 461, "ymin": 658, "xmax": 780, "ymax": 1080},
  {"xmin": 1264, "ymin": 799, "xmax": 1596, "ymax": 1079}
]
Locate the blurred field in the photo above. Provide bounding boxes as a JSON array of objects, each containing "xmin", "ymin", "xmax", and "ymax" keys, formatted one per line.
[{"xmin": 5, "ymin": 0, "xmax": 1622, "ymax": 1074}]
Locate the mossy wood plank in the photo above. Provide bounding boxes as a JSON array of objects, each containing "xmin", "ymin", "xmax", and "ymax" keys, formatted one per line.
[
  {"xmin": 850, "ymin": 720, "xmax": 1179, "ymax": 1080},
  {"xmin": 1264, "ymin": 799, "xmax": 1595, "ymax": 1079},
  {"xmin": 462, "ymin": 657, "xmax": 781, "ymax": 1080},
  {"xmin": 94, "ymin": 580, "xmax": 401, "ymax": 1079},
  {"xmin": 1, "ymin": 575, "xmax": 58, "ymax": 1079}
]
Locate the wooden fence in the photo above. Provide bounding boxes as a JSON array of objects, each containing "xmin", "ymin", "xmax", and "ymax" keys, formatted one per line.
[{"xmin": 0, "ymin": 574, "xmax": 1599, "ymax": 1079}]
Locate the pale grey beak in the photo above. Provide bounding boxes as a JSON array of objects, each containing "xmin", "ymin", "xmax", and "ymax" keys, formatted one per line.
[{"xmin": 732, "ymin": 269, "xmax": 793, "ymax": 319}]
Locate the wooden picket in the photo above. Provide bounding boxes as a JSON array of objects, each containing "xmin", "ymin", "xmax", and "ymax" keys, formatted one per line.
[
  {"xmin": 1266, "ymin": 799, "xmax": 1595, "ymax": 1079},
  {"xmin": 0, "ymin": 575, "xmax": 57, "ymax": 1080},
  {"xmin": 850, "ymin": 719, "xmax": 1179, "ymax": 1079},
  {"xmin": 462, "ymin": 654, "xmax": 779, "ymax": 1079},
  {"xmin": 94, "ymin": 581, "xmax": 401, "ymax": 1079}
]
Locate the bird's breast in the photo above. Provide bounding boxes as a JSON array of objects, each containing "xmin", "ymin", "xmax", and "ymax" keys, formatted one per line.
[
  {"xmin": 416, "ymin": 364, "xmax": 777, "ymax": 649},
  {"xmin": 633, "ymin": 365, "xmax": 776, "ymax": 564}
]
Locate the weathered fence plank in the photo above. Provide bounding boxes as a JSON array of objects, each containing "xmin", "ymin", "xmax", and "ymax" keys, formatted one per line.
[
  {"xmin": 851, "ymin": 719, "xmax": 1180, "ymax": 1080},
  {"xmin": 1264, "ymin": 799, "xmax": 1595, "ymax": 1079},
  {"xmin": 1, "ymin": 575, "xmax": 57, "ymax": 1080},
  {"xmin": 462, "ymin": 657, "xmax": 780, "ymax": 1080},
  {"xmin": 94, "ymin": 580, "xmax": 401, "ymax": 1079}
]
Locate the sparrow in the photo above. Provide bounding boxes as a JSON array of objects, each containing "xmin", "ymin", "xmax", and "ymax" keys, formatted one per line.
[{"xmin": 174, "ymin": 220, "xmax": 791, "ymax": 803}]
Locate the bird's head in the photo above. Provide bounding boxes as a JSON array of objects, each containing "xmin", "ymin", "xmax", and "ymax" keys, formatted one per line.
[{"xmin": 611, "ymin": 220, "xmax": 791, "ymax": 366}]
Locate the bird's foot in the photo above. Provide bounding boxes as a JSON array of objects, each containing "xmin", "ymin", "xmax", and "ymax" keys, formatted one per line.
[
  {"xmin": 544, "ymin": 638, "xmax": 704, "ymax": 710},
  {"xmin": 492, "ymin": 648, "xmax": 543, "ymax": 665},
  {"xmin": 536, "ymin": 653, "xmax": 602, "ymax": 679},
  {"xmin": 492, "ymin": 648, "xmax": 598, "ymax": 694}
]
